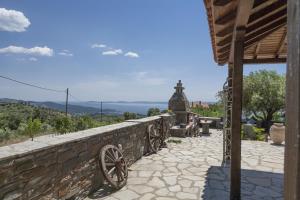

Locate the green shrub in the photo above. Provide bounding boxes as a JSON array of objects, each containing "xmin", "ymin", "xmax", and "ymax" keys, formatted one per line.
[
  {"xmin": 123, "ymin": 112, "xmax": 137, "ymax": 120},
  {"xmin": 55, "ymin": 116, "xmax": 73, "ymax": 134},
  {"xmin": 24, "ymin": 119, "xmax": 42, "ymax": 141},
  {"xmin": 0, "ymin": 129, "xmax": 10, "ymax": 142},
  {"xmin": 147, "ymin": 108, "xmax": 161, "ymax": 116},
  {"xmin": 167, "ymin": 139, "xmax": 182, "ymax": 144},
  {"xmin": 253, "ymin": 127, "xmax": 265, "ymax": 141}
]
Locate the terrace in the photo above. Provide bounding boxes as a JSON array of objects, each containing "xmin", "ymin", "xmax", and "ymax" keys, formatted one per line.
[
  {"xmin": 86, "ymin": 130, "xmax": 284, "ymax": 200},
  {"xmin": 1, "ymin": 0, "xmax": 300, "ymax": 200}
]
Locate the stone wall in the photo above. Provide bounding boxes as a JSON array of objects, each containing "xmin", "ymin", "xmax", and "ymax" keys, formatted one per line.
[{"xmin": 0, "ymin": 114, "xmax": 174, "ymax": 200}]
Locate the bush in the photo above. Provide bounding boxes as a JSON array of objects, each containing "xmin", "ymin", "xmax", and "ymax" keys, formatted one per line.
[
  {"xmin": 0, "ymin": 129, "xmax": 10, "ymax": 142},
  {"xmin": 147, "ymin": 108, "xmax": 161, "ymax": 116},
  {"xmin": 123, "ymin": 112, "xmax": 137, "ymax": 120},
  {"xmin": 55, "ymin": 117, "xmax": 73, "ymax": 134},
  {"xmin": 24, "ymin": 119, "xmax": 42, "ymax": 141},
  {"xmin": 167, "ymin": 139, "xmax": 182, "ymax": 144}
]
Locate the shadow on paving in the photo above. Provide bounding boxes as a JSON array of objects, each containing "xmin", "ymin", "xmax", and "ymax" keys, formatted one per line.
[
  {"xmin": 87, "ymin": 184, "xmax": 118, "ymax": 199},
  {"xmin": 202, "ymin": 166, "xmax": 283, "ymax": 200}
]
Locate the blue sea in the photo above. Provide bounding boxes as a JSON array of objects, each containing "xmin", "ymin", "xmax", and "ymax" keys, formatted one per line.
[{"xmin": 72, "ymin": 101, "xmax": 168, "ymax": 115}]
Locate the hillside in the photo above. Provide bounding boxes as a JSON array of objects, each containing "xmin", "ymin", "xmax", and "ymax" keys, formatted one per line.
[
  {"xmin": 0, "ymin": 98, "xmax": 118, "ymax": 115},
  {"xmin": 0, "ymin": 101, "xmax": 124, "ymax": 146}
]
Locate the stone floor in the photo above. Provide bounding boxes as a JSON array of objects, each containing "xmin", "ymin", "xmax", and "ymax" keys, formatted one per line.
[{"xmin": 86, "ymin": 129, "xmax": 284, "ymax": 200}]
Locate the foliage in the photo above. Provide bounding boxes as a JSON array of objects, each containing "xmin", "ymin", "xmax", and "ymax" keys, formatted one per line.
[
  {"xmin": 243, "ymin": 70, "xmax": 285, "ymax": 131},
  {"xmin": 123, "ymin": 112, "xmax": 137, "ymax": 120},
  {"xmin": 24, "ymin": 119, "xmax": 42, "ymax": 141},
  {"xmin": 253, "ymin": 127, "xmax": 265, "ymax": 141},
  {"xmin": 0, "ymin": 102, "xmax": 124, "ymax": 145},
  {"xmin": 241, "ymin": 126, "xmax": 265, "ymax": 141},
  {"xmin": 167, "ymin": 139, "xmax": 182, "ymax": 144},
  {"xmin": 191, "ymin": 103, "xmax": 223, "ymax": 117},
  {"xmin": 147, "ymin": 108, "xmax": 161, "ymax": 116},
  {"xmin": 55, "ymin": 116, "xmax": 73, "ymax": 134}
]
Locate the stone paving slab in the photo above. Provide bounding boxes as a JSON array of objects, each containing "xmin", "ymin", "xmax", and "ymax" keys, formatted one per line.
[{"xmin": 86, "ymin": 130, "xmax": 284, "ymax": 200}]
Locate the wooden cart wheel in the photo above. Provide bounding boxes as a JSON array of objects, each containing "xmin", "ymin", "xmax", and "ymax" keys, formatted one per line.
[
  {"xmin": 147, "ymin": 124, "xmax": 161, "ymax": 153},
  {"xmin": 100, "ymin": 144, "xmax": 128, "ymax": 189}
]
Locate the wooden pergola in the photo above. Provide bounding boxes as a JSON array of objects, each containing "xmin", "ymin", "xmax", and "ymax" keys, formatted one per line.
[{"xmin": 203, "ymin": 0, "xmax": 299, "ymax": 199}]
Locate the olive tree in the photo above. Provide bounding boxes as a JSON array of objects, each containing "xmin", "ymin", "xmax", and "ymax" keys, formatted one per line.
[
  {"xmin": 25, "ymin": 118, "xmax": 42, "ymax": 141},
  {"xmin": 243, "ymin": 70, "xmax": 285, "ymax": 131},
  {"xmin": 147, "ymin": 108, "xmax": 161, "ymax": 116}
]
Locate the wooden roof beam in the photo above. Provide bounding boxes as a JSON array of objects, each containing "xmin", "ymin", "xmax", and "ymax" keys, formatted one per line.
[
  {"xmin": 248, "ymin": 1, "xmax": 287, "ymax": 24},
  {"xmin": 217, "ymin": 12, "xmax": 286, "ymax": 48},
  {"xmin": 276, "ymin": 28, "xmax": 287, "ymax": 56},
  {"xmin": 215, "ymin": 8, "xmax": 237, "ymax": 25},
  {"xmin": 216, "ymin": 24, "xmax": 234, "ymax": 37},
  {"xmin": 219, "ymin": 23, "xmax": 286, "ymax": 60},
  {"xmin": 254, "ymin": 42, "xmax": 261, "ymax": 58},
  {"xmin": 228, "ymin": 0, "xmax": 255, "ymax": 64},
  {"xmin": 245, "ymin": 18, "xmax": 286, "ymax": 47},
  {"xmin": 243, "ymin": 57, "xmax": 286, "ymax": 64},
  {"xmin": 213, "ymin": 0, "xmax": 232, "ymax": 6},
  {"xmin": 246, "ymin": 8, "xmax": 287, "ymax": 33}
]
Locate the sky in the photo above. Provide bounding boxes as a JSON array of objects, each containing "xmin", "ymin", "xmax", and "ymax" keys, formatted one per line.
[{"xmin": 0, "ymin": 0, "xmax": 286, "ymax": 102}]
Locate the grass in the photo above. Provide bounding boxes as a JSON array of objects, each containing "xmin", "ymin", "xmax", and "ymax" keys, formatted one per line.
[{"xmin": 167, "ymin": 139, "xmax": 182, "ymax": 144}]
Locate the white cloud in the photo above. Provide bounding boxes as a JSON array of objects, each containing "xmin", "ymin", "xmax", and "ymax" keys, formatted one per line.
[
  {"xmin": 58, "ymin": 49, "xmax": 73, "ymax": 56},
  {"xmin": 102, "ymin": 49, "xmax": 123, "ymax": 56},
  {"xmin": 0, "ymin": 8, "xmax": 30, "ymax": 32},
  {"xmin": 91, "ymin": 43, "xmax": 106, "ymax": 48},
  {"xmin": 29, "ymin": 57, "xmax": 37, "ymax": 61},
  {"xmin": 124, "ymin": 51, "xmax": 139, "ymax": 58},
  {"xmin": 0, "ymin": 45, "xmax": 54, "ymax": 56}
]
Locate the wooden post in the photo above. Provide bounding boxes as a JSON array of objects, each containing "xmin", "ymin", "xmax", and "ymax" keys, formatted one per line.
[
  {"xmin": 230, "ymin": 28, "xmax": 245, "ymax": 200},
  {"xmin": 284, "ymin": 0, "xmax": 300, "ymax": 199},
  {"xmin": 100, "ymin": 101, "xmax": 103, "ymax": 122},
  {"xmin": 65, "ymin": 88, "xmax": 69, "ymax": 117}
]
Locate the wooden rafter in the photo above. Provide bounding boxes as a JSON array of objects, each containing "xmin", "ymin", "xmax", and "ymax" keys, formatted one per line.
[
  {"xmin": 243, "ymin": 57, "xmax": 286, "ymax": 64},
  {"xmin": 245, "ymin": 20, "xmax": 286, "ymax": 48},
  {"xmin": 217, "ymin": 7, "xmax": 286, "ymax": 49},
  {"xmin": 276, "ymin": 28, "xmax": 287, "ymax": 56},
  {"xmin": 246, "ymin": 8, "xmax": 286, "ymax": 33},
  {"xmin": 215, "ymin": 8, "xmax": 237, "ymax": 25},
  {"xmin": 229, "ymin": 0, "xmax": 255, "ymax": 63},
  {"xmin": 254, "ymin": 42, "xmax": 261, "ymax": 58},
  {"xmin": 216, "ymin": 24, "xmax": 234, "ymax": 37},
  {"xmin": 248, "ymin": 1, "xmax": 287, "ymax": 24},
  {"xmin": 213, "ymin": 0, "xmax": 232, "ymax": 6}
]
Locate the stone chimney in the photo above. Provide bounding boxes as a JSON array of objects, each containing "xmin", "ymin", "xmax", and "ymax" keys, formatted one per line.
[{"xmin": 168, "ymin": 80, "xmax": 190, "ymax": 125}]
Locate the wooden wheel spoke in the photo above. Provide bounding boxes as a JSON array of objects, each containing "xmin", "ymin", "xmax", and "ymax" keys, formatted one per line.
[
  {"xmin": 100, "ymin": 144, "xmax": 128, "ymax": 189},
  {"xmin": 105, "ymin": 153, "xmax": 115, "ymax": 162},
  {"xmin": 108, "ymin": 166, "xmax": 116, "ymax": 175},
  {"xmin": 105, "ymin": 162, "xmax": 115, "ymax": 167}
]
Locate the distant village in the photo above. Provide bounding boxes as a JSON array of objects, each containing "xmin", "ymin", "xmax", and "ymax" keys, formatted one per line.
[{"xmin": 190, "ymin": 101, "xmax": 210, "ymax": 109}]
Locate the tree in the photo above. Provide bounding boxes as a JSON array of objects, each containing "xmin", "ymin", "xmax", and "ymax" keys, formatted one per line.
[
  {"xmin": 147, "ymin": 108, "xmax": 161, "ymax": 116},
  {"xmin": 55, "ymin": 116, "xmax": 73, "ymax": 134},
  {"xmin": 243, "ymin": 70, "xmax": 285, "ymax": 132},
  {"xmin": 123, "ymin": 112, "xmax": 137, "ymax": 120},
  {"xmin": 25, "ymin": 118, "xmax": 42, "ymax": 141}
]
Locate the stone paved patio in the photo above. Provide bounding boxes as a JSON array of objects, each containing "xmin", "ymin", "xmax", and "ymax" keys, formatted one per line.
[{"xmin": 87, "ymin": 129, "xmax": 284, "ymax": 200}]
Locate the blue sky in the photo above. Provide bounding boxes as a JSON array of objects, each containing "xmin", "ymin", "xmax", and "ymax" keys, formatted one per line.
[{"xmin": 0, "ymin": 0, "xmax": 286, "ymax": 102}]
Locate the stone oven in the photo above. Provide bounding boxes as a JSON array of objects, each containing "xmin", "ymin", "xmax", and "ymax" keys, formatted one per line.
[{"xmin": 168, "ymin": 80, "xmax": 190, "ymax": 126}]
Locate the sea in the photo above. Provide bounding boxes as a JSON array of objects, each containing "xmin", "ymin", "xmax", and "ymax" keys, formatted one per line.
[{"xmin": 72, "ymin": 101, "xmax": 168, "ymax": 115}]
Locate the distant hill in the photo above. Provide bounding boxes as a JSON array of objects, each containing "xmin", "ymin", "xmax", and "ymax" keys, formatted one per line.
[{"xmin": 0, "ymin": 98, "xmax": 118, "ymax": 115}]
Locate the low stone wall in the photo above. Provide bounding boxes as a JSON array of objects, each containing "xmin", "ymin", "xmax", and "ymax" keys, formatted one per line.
[{"xmin": 0, "ymin": 114, "xmax": 174, "ymax": 200}]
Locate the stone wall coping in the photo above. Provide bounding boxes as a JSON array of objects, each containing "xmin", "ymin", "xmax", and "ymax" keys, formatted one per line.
[
  {"xmin": 0, "ymin": 114, "xmax": 171, "ymax": 162},
  {"xmin": 198, "ymin": 116, "xmax": 221, "ymax": 120}
]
